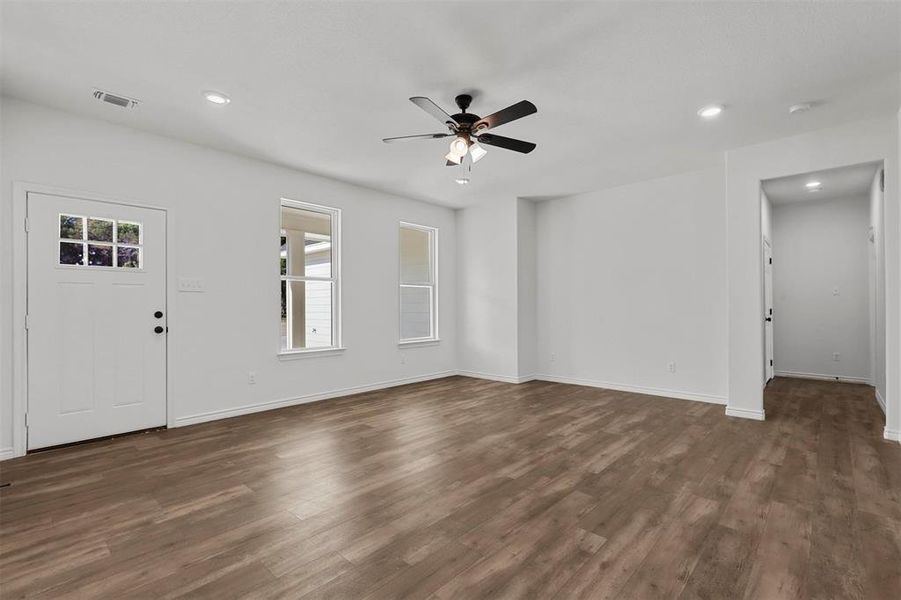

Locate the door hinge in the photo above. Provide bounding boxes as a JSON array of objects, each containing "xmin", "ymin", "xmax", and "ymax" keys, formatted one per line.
[
  {"xmin": 24, "ymin": 314, "xmax": 30, "ymax": 331},
  {"xmin": 24, "ymin": 413, "xmax": 29, "ymax": 427},
  {"xmin": 770, "ymin": 359, "xmax": 773, "ymax": 366},
  {"xmin": 768, "ymin": 257, "xmax": 772, "ymax": 264},
  {"xmin": 24, "ymin": 217, "xmax": 30, "ymax": 232}
]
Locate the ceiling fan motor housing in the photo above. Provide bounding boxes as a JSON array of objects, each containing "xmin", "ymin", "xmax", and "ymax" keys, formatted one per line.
[{"xmin": 455, "ymin": 94, "xmax": 473, "ymax": 111}]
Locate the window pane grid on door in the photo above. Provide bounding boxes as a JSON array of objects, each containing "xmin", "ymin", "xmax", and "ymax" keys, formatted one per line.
[{"xmin": 57, "ymin": 213, "xmax": 142, "ymax": 269}]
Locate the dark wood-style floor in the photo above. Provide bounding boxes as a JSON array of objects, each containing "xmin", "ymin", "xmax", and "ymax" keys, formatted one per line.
[{"xmin": 1, "ymin": 376, "xmax": 899, "ymax": 599}]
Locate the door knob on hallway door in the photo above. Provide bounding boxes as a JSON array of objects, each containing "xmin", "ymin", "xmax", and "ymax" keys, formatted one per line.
[
  {"xmin": 154, "ymin": 311, "xmax": 163, "ymax": 319},
  {"xmin": 154, "ymin": 326, "xmax": 164, "ymax": 334},
  {"xmin": 765, "ymin": 317, "xmax": 772, "ymax": 322}
]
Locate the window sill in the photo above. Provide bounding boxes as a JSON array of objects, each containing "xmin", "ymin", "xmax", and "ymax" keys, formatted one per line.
[
  {"xmin": 398, "ymin": 339, "xmax": 441, "ymax": 348},
  {"xmin": 278, "ymin": 347, "xmax": 346, "ymax": 360}
]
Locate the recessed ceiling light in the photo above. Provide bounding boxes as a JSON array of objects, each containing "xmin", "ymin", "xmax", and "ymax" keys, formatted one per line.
[
  {"xmin": 697, "ymin": 104, "xmax": 724, "ymax": 119},
  {"xmin": 203, "ymin": 91, "xmax": 230, "ymax": 105},
  {"xmin": 805, "ymin": 181, "xmax": 822, "ymax": 189}
]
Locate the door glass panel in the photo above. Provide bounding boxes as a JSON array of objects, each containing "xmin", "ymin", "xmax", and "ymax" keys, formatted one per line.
[
  {"xmin": 117, "ymin": 221, "xmax": 141, "ymax": 244},
  {"xmin": 117, "ymin": 246, "xmax": 141, "ymax": 268},
  {"xmin": 87, "ymin": 218, "xmax": 114, "ymax": 242},
  {"xmin": 59, "ymin": 242, "xmax": 85, "ymax": 265},
  {"xmin": 87, "ymin": 244, "xmax": 113, "ymax": 266},
  {"xmin": 59, "ymin": 215, "xmax": 84, "ymax": 240}
]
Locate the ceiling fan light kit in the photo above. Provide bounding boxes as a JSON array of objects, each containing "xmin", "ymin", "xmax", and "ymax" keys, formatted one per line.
[{"xmin": 383, "ymin": 93, "xmax": 537, "ymax": 183}]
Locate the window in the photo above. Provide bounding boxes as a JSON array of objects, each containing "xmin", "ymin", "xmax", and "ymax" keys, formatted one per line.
[
  {"xmin": 399, "ymin": 222, "xmax": 437, "ymax": 342},
  {"xmin": 280, "ymin": 200, "xmax": 340, "ymax": 353},
  {"xmin": 58, "ymin": 214, "xmax": 142, "ymax": 268}
]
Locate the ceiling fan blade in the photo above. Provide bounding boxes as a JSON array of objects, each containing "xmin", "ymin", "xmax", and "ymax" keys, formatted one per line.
[
  {"xmin": 476, "ymin": 133, "xmax": 536, "ymax": 154},
  {"xmin": 382, "ymin": 133, "xmax": 452, "ymax": 143},
  {"xmin": 409, "ymin": 97, "xmax": 456, "ymax": 128},
  {"xmin": 474, "ymin": 100, "xmax": 537, "ymax": 131}
]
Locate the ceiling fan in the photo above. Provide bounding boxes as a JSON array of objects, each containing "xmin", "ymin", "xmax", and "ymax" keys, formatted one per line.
[{"xmin": 383, "ymin": 94, "xmax": 537, "ymax": 169}]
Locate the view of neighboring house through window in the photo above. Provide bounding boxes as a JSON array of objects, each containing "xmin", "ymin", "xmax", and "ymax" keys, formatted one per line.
[
  {"xmin": 399, "ymin": 222, "xmax": 437, "ymax": 342},
  {"xmin": 280, "ymin": 200, "xmax": 340, "ymax": 352}
]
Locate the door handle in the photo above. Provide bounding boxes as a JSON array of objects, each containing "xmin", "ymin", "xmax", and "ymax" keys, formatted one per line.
[
  {"xmin": 154, "ymin": 310, "xmax": 164, "ymax": 319},
  {"xmin": 154, "ymin": 326, "xmax": 165, "ymax": 334},
  {"xmin": 765, "ymin": 317, "xmax": 772, "ymax": 322}
]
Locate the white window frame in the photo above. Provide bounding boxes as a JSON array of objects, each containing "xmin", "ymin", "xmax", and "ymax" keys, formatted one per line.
[
  {"xmin": 398, "ymin": 221, "xmax": 439, "ymax": 345},
  {"xmin": 279, "ymin": 198, "xmax": 342, "ymax": 357}
]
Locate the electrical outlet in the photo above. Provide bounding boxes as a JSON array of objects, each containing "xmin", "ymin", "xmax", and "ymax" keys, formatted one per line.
[
  {"xmin": 248, "ymin": 371, "xmax": 256, "ymax": 384},
  {"xmin": 667, "ymin": 362, "xmax": 676, "ymax": 373},
  {"xmin": 832, "ymin": 353, "xmax": 840, "ymax": 362}
]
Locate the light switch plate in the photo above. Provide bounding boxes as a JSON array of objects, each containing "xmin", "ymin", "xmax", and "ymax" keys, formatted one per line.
[{"xmin": 178, "ymin": 277, "xmax": 205, "ymax": 293}]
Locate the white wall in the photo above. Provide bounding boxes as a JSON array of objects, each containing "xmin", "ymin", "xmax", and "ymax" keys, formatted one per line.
[
  {"xmin": 772, "ymin": 196, "xmax": 871, "ymax": 382},
  {"xmin": 726, "ymin": 116, "xmax": 899, "ymax": 427},
  {"xmin": 455, "ymin": 197, "xmax": 519, "ymax": 381},
  {"xmin": 761, "ymin": 191, "xmax": 774, "ymax": 244},
  {"xmin": 516, "ymin": 198, "xmax": 538, "ymax": 379},
  {"xmin": 534, "ymin": 167, "xmax": 728, "ymax": 403},
  {"xmin": 0, "ymin": 98, "xmax": 457, "ymax": 455}
]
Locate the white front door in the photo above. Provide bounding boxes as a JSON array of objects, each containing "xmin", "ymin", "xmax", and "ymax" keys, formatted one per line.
[
  {"xmin": 27, "ymin": 192, "xmax": 167, "ymax": 449},
  {"xmin": 764, "ymin": 239, "xmax": 775, "ymax": 383}
]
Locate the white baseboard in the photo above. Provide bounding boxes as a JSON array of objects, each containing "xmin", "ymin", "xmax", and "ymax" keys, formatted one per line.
[
  {"xmin": 875, "ymin": 389, "xmax": 886, "ymax": 414},
  {"xmin": 456, "ymin": 370, "xmax": 536, "ymax": 384},
  {"xmin": 725, "ymin": 406, "xmax": 767, "ymax": 421},
  {"xmin": 173, "ymin": 370, "xmax": 457, "ymax": 427},
  {"xmin": 0, "ymin": 447, "xmax": 15, "ymax": 462},
  {"xmin": 774, "ymin": 370, "xmax": 871, "ymax": 385},
  {"xmin": 885, "ymin": 428, "xmax": 901, "ymax": 443},
  {"xmin": 533, "ymin": 374, "xmax": 727, "ymax": 405}
]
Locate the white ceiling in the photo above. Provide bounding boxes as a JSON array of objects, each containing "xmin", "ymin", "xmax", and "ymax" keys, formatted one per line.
[
  {"xmin": 763, "ymin": 161, "xmax": 880, "ymax": 206},
  {"xmin": 2, "ymin": 1, "xmax": 899, "ymax": 208}
]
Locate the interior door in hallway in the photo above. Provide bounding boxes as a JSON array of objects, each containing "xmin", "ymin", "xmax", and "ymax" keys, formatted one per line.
[{"xmin": 764, "ymin": 238, "xmax": 774, "ymax": 382}]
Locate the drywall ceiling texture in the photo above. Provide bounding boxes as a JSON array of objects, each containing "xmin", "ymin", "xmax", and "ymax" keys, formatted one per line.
[
  {"xmin": 726, "ymin": 116, "xmax": 899, "ymax": 437},
  {"xmin": 772, "ymin": 196, "xmax": 872, "ymax": 382},
  {"xmin": 1, "ymin": 1, "xmax": 898, "ymax": 207},
  {"xmin": 764, "ymin": 162, "xmax": 881, "ymax": 205},
  {"xmin": 0, "ymin": 98, "xmax": 458, "ymax": 455}
]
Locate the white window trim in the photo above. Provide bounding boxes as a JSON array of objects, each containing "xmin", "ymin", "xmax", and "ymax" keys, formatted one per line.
[
  {"xmin": 398, "ymin": 221, "xmax": 439, "ymax": 345},
  {"xmin": 279, "ymin": 198, "xmax": 342, "ymax": 356}
]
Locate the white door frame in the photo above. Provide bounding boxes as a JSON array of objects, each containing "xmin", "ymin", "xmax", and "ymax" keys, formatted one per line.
[
  {"xmin": 762, "ymin": 236, "xmax": 774, "ymax": 383},
  {"xmin": 10, "ymin": 181, "xmax": 174, "ymax": 458}
]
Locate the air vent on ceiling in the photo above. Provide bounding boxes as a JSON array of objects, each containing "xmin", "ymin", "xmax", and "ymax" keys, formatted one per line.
[{"xmin": 92, "ymin": 88, "xmax": 139, "ymax": 109}]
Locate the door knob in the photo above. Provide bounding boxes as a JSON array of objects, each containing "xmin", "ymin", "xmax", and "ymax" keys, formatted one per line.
[
  {"xmin": 765, "ymin": 317, "xmax": 772, "ymax": 322},
  {"xmin": 154, "ymin": 326, "xmax": 164, "ymax": 334},
  {"xmin": 154, "ymin": 310, "xmax": 164, "ymax": 319}
]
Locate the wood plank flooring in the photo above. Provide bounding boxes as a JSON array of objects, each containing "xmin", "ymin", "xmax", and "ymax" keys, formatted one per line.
[{"xmin": 1, "ymin": 376, "xmax": 899, "ymax": 599}]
